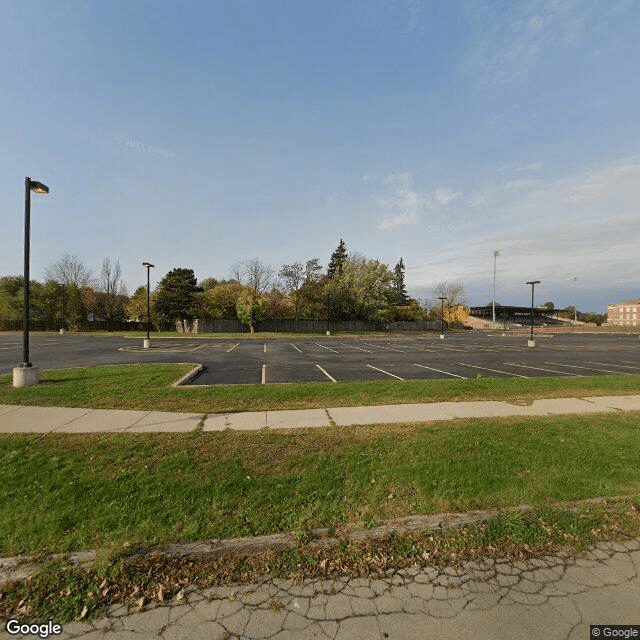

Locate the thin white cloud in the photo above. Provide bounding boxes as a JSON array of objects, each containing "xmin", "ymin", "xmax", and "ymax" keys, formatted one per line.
[
  {"xmin": 460, "ymin": 0, "xmax": 631, "ymax": 88},
  {"xmin": 376, "ymin": 173, "xmax": 462, "ymax": 230},
  {"xmin": 389, "ymin": 0, "xmax": 426, "ymax": 38},
  {"xmin": 503, "ymin": 178, "xmax": 544, "ymax": 190},
  {"xmin": 497, "ymin": 162, "xmax": 544, "ymax": 173},
  {"xmin": 376, "ymin": 211, "xmax": 421, "ymax": 230},
  {"xmin": 434, "ymin": 187, "xmax": 462, "ymax": 205},
  {"xmin": 467, "ymin": 185, "xmax": 496, "ymax": 209},
  {"xmin": 406, "ymin": 156, "xmax": 640, "ymax": 309}
]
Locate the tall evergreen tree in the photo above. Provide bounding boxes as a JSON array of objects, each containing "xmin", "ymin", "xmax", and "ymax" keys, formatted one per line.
[
  {"xmin": 327, "ymin": 239, "xmax": 347, "ymax": 278},
  {"xmin": 392, "ymin": 257, "xmax": 410, "ymax": 305},
  {"xmin": 155, "ymin": 268, "xmax": 201, "ymax": 329}
]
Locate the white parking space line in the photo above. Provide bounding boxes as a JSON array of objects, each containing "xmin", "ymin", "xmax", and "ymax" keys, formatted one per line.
[
  {"xmin": 361, "ymin": 343, "xmax": 404, "ymax": 352},
  {"xmin": 585, "ymin": 361, "xmax": 640, "ymax": 370},
  {"xmin": 544, "ymin": 362, "xmax": 635, "ymax": 375},
  {"xmin": 504, "ymin": 362, "xmax": 583, "ymax": 376},
  {"xmin": 367, "ymin": 364, "xmax": 404, "ymax": 380},
  {"xmin": 339, "ymin": 343, "xmax": 373, "ymax": 353},
  {"xmin": 622, "ymin": 361, "xmax": 640, "ymax": 365},
  {"xmin": 290, "ymin": 343, "xmax": 303, "ymax": 353},
  {"xmin": 412, "ymin": 364, "xmax": 467, "ymax": 379},
  {"xmin": 261, "ymin": 364, "xmax": 266, "ymax": 385},
  {"xmin": 226, "ymin": 343, "xmax": 240, "ymax": 352},
  {"xmin": 393, "ymin": 344, "xmax": 438, "ymax": 353},
  {"xmin": 315, "ymin": 342, "xmax": 340, "ymax": 353},
  {"xmin": 315, "ymin": 364, "xmax": 337, "ymax": 382},
  {"xmin": 457, "ymin": 363, "xmax": 529, "ymax": 377},
  {"xmin": 0, "ymin": 345, "xmax": 20, "ymax": 352}
]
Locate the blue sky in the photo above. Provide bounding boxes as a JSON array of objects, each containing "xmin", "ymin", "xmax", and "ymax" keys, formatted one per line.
[{"xmin": 1, "ymin": 0, "xmax": 638, "ymax": 312}]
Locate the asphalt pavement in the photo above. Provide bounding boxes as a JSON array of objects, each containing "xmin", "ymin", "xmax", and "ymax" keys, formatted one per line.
[{"xmin": 2, "ymin": 332, "xmax": 640, "ymax": 385}]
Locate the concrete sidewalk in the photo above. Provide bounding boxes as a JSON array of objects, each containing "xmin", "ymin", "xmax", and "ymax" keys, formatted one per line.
[
  {"xmin": 1, "ymin": 394, "xmax": 640, "ymax": 433},
  {"xmin": 2, "ymin": 538, "xmax": 638, "ymax": 639}
]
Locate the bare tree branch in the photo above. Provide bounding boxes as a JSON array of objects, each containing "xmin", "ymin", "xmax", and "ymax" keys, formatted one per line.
[{"xmin": 44, "ymin": 253, "xmax": 92, "ymax": 287}]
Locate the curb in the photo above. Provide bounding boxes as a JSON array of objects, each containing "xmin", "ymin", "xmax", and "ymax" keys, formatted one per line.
[
  {"xmin": 2, "ymin": 495, "xmax": 636, "ymax": 585},
  {"xmin": 171, "ymin": 363, "xmax": 205, "ymax": 387}
]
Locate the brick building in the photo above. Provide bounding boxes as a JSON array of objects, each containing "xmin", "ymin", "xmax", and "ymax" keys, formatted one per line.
[{"xmin": 606, "ymin": 301, "xmax": 640, "ymax": 327}]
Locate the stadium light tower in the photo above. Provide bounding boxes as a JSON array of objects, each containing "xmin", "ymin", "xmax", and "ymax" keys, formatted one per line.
[{"xmin": 492, "ymin": 250, "xmax": 500, "ymax": 327}]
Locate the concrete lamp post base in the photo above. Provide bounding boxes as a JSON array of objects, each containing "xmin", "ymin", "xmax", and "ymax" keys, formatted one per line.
[
  {"xmin": 59, "ymin": 328, "xmax": 66, "ymax": 335},
  {"xmin": 143, "ymin": 339, "xmax": 152, "ymax": 349},
  {"xmin": 528, "ymin": 339, "xmax": 536, "ymax": 347},
  {"xmin": 13, "ymin": 366, "xmax": 39, "ymax": 388},
  {"xmin": 326, "ymin": 331, "xmax": 330, "ymax": 336},
  {"xmin": 440, "ymin": 334, "xmax": 445, "ymax": 340}
]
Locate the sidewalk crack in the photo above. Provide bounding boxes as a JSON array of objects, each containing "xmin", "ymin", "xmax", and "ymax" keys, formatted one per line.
[{"xmin": 324, "ymin": 409, "xmax": 336, "ymax": 427}]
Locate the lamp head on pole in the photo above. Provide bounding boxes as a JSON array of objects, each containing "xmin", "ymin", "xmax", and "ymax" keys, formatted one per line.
[
  {"xmin": 28, "ymin": 180, "xmax": 49, "ymax": 194},
  {"xmin": 142, "ymin": 262, "xmax": 154, "ymax": 269}
]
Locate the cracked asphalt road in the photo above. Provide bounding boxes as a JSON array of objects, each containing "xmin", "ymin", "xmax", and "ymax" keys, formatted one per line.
[{"xmin": 7, "ymin": 538, "xmax": 637, "ymax": 640}]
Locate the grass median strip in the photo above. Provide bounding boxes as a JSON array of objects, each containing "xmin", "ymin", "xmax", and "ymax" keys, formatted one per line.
[
  {"xmin": 1, "ymin": 411, "xmax": 639, "ymax": 558},
  {"xmin": 2, "ymin": 364, "xmax": 640, "ymax": 413}
]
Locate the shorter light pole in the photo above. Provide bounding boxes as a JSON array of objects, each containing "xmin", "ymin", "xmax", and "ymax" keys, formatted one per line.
[
  {"xmin": 573, "ymin": 276, "xmax": 578, "ymax": 330},
  {"xmin": 438, "ymin": 296, "xmax": 447, "ymax": 339},
  {"xmin": 142, "ymin": 262, "xmax": 154, "ymax": 348},
  {"xmin": 326, "ymin": 293, "xmax": 332, "ymax": 336},
  {"xmin": 526, "ymin": 280, "xmax": 540, "ymax": 347},
  {"xmin": 492, "ymin": 250, "xmax": 500, "ymax": 327}
]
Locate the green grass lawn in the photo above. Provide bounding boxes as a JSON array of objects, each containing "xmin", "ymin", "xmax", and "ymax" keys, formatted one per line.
[
  {"xmin": 2, "ymin": 411, "xmax": 639, "ymax": 557},
  {"xmin": 1, "ymin": 364, "xmax": 640, "ymax": 413},
  {"xmin": 2, "ymin": 362, "xmax": 639, "ymax": 623}
]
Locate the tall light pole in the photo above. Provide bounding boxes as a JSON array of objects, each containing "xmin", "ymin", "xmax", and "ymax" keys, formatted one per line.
[
  {"xmin": 526, "ymin": 280, "xmax": 540, "ymax": 347},
  {"xmin": 438, "ymin": 296, "xmax": 447, "ymax": 339},
  {"xmin": 13, "ymin": 177, "xmax": 49, "ymax": 388},
  {"xmin": 326, "ymin": 293, "xmax": 332, "ymax": 336},
  {"xmin": 492, "ymin": 250, "xmax": 500, "ymax": 327},
  {"xmin": 60, "ymin": 283, "xmax": 66, "ymax": 334},
  {"xmin": 142, "ymin": 262, "xmax": 154, "ymax": 348},
  {"xmin": 573, "ymin": 276, "xmax": 578, "ymax": 326}
]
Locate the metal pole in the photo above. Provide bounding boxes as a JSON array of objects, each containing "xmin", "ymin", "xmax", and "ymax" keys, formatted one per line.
[
  {"xmin": 530, "ymin": 284, "xmax": 534, "ymax": 341},
  {"xmin": 146, "ymin": 266, "xmax": 151, "ymax": 341},
  {"xmin": 142, "ymin": 262, "xmax": 154, "ymax": 345},
  {"xmin": 492, "ymin": 250, "xmax": 499, "ymax": 327},
  {"xmin": 22, "ymin": 178, "xmax": 31, "ymax": 366},
  {"xmin": 439, "ymin": 296, "xmax": 446, "ymax": 338},
  {"xmin": 525, "ymin": 280, "xmax": 540, "ymax": 344},
  {"xmin": 61, "ymin": 284, "xmax": 66, "ymax": 331}
]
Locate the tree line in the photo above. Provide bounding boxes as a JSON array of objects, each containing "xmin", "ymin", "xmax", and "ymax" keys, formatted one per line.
[
  {"xmin": 0, "ymin": 241, "xmax": 469, "ymax": 332},
  {"xmin": 0, "ymin": 254, "xmax": 127, "ymax": 331}
]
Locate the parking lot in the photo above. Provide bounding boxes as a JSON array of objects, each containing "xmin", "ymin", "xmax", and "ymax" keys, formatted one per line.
[
  {"xmin": 190, "ymin": 333, "xmax": 640, "ymax": 384},
  {"xmin": 2, "ymin": 331, "xmax": 637, "ymax": 385}
]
